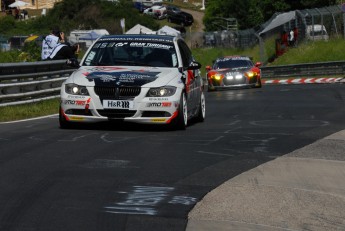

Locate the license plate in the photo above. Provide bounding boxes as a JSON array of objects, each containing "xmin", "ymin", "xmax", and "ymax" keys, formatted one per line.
[{"xmin": 103, "ymin": 100, "xmax": 134, "ymax": 109}]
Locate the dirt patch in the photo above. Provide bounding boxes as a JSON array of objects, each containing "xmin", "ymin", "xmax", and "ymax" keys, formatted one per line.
[{"xmin": 182, "ymin": 8, "xmax": 205, "ymax": 32}]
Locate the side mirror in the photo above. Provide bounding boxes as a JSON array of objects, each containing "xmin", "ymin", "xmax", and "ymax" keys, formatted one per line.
[
  {"xmin": 66, "ymin": 58, "xmax": 80, "ymax": 68},
  {"xmin": 187, "ymin": 61, "xmax": 201, "ymax": 70},
  {"xmin": 206, "ymin": 65, "xmax": 211, "ymax": 71}
]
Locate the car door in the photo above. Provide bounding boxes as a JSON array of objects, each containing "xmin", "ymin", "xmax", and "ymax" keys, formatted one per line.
[{"xmin": 177, "ymin": 39, "xmax": 200, "ymax": 116}]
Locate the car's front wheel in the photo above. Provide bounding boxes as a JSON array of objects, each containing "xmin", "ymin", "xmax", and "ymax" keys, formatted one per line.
[
  {"xmin": 208, "ymin": 85, "xmax": 216, "ymax": 92},
  {"xmin": 255, "ymin": 78, "xmax": 262, "ymax": 88},
  {"xmin": 196, "ymin": 91, "xmax": 205, "ymax": 122},
  {"xmin": 171, "ymin": 92, "xmax": 187, "ymax": 130}
]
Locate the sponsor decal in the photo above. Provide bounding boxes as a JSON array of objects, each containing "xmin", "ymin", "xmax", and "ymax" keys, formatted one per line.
[
  {"xmin": 82, "ymin": 67, "xmax": 125, "ymax": 77},
  {"xmin": 98, "ymin": 37, "xmax": 173, "ymax": 43},
  {"xmin": 69, "ymin": 116, "xmax": 84, "ymax": 121},
  {"xmin": 148, "ymin": 97, "xmax": 169, "ymax": 101},
  {"xmin": 151, "ymin": 118, "xmax": 167, "ymax": 122},
  {"xmin": 99, "ymin": 74, "xmax": 117, "ymax": 82},
  {"xmin": 85, "ymin": 71, "xmax": 160, "ymax": 86},
  {"xmin": 217, "ymin": 56, "xmax": 250, "ymax": 62},
  {"xmin": 64, "ymin": 100, "xmax": 87, "ymax": 106},
  {"xmin": 147, "ymin": 102, "xmax": 172, "ymax": 107},
  {"xmin": 129, "ymin": 42, "xmax": 173, "ymax": 49},
  {"xmin": 185, "ymin": 70, "xmax": 195, "ymax": 93},
  {"xmin": 67, "ymin": 95, "xmax": 88, "ymax": 99},
  {"xmin": 103, "ymin": 100, "xmax": 134, "ymax": 109}
]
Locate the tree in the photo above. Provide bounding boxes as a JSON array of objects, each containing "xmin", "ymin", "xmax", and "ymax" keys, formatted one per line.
[
  {"xmin": 203, "ymin": 0, "xmax": 340, "ymax": 31},
  {"xmin": 301, "ymin": 0, "xmax": 338, "ymax": 8}
]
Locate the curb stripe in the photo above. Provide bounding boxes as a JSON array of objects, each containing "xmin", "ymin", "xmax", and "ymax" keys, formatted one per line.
[{"xmin": 262, "ymin": 77, "xmax": 344, "ymax": 85}]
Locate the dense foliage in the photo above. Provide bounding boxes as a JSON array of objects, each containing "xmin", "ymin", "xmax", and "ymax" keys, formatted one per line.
[
  {"xmin": 204, "ymin": 0, "xmax": 340, "ymax": 31},
  {"xmin": 0, "ymin": 0, "xmax": 159, "ymax": 37},
  {"xmin": 0, "ymin": 0, "xmax": 160, "ymax": 61}
]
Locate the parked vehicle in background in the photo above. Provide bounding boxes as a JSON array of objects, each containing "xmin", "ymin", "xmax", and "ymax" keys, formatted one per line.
[
  {"xmin": 206, "ymin": 56, "xmax": 262, "ymax": 91},
  {"xmin": 166, "ymin": 5, "xmax": 194, "ymax": 27},
  {"xmin": 133, "ymin": 0, "xmax": 163, "ymax": 12},
  {"xmin": 306, "ymin": 25, "xmax": 329, "ymax": 41},
  {"xmin": 59, "ymin": 34, "xmax": 205, "ymax": 130},
  {"xmin": 133, "ymin": 0, "xmax": 152, "ymax": 12},
  {"xmin": 143, "ymin": 5, "xmax": 167, "ymax": 19}
]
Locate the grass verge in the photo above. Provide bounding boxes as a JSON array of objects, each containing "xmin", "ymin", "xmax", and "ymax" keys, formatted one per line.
[{"xmin": 0, "ymin": 98, "xmax": 60, "ymax": 122}]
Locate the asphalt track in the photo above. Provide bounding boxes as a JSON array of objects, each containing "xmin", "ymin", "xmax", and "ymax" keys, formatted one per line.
[
  {"xmin": 187, "ymin": 129, "xmax": 345, "ymax": 231},
  {"xmin": 1, "ymin": 83, "xmax": 345, "ymax": 231},
  {"xmin": 187, "ymin": 80, "xmax": 345, "ymax": 231}
]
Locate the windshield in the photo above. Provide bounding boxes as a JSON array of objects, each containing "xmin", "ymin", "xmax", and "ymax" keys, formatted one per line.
[
  {"xmin": 214, "ymin": 58, "xmax": 253, "ymax": 70},
  {"xmin": 82, "ymin": 40, "xmax": 178, "ymax": 68}
]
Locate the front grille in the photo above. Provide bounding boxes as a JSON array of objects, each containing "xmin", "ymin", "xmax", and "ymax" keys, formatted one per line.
[
  {"xmin": 94, "ymin": 86, "xmax": 141, "ymax": 100},
  {"xmin": 223, "ymin": 77, "xmax": 246, "ymax": 85},
  {"xmin": 97, "ymin": 109, "xmax": 136, "ymax": 118}
]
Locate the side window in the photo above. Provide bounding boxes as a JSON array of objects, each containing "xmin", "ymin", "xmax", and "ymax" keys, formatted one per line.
[{"xmin": 178, "ymin": 40, "xmax": 193, "ymax": 67}]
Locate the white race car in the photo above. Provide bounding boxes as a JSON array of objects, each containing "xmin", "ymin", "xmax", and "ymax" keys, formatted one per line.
[{"xmin": 59, "ymin": 34, "xmax": 205, "ymax": 130}]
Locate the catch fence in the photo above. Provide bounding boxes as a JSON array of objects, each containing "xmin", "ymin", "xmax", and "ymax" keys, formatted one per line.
[{"xmin": 185, "ymin": 4, "xmax": 345, "ymax": 63}]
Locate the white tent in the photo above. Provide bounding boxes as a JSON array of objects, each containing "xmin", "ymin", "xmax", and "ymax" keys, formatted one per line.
[
  {"xmin": 125, "ymin": 24, "xmax": 155, "ymax": 34},
  {"xmin": 157, "ymin": 25, "xmax": 181, "ymax": 37},
  {"xmin": 259, "ymin": 11, "xmax": 296, "ymax": 35},
  {"xmin": 9, "ymin": 0, "xmax": 29, "ymax": 8}
]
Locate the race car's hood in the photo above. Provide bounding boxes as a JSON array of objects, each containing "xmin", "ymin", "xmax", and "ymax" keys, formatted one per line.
[{"xmin": 68, "ymin": 66, "xmax": 180, "ymax": 87}]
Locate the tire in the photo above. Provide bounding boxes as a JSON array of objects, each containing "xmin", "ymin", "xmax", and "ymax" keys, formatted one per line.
[
  {"xmin": 196, "ymin": 91, "xmax": 205, "ymax": 122},
  {"xmin": 208, "ymin": 85, "xmax": 216, "ymax": 92},
  {"xmin": 171, "ymin": 92, "xmax": 187, "ymax": 130},
  {"xmin": 255, "ymin": 78, "xmax": 262, "ymax": 88}
]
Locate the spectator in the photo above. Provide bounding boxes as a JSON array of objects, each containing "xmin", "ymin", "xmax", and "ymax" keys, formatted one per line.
[
  {"xmin": 22, "ymin": 9, "xmax": 28, "ymax": 19},
  {"xmin": 293, "ymin": 27, "xmax": 299, "ymax": 46},
  {"xmin": 289, "ymin": 29, "xmax": 294, "ymax": 47},
  {"xmin": 47, "ymin": 43, "xmax": 80, "ymax": 60},
  {"xmin": 41, "ymin": 27, "xmax": 65, "ymax": 60},
  {"xmin": 14, "ymin": 7, "xmax": 19, "ymax": 19},
  {"xmin": 281, "ymin": 30, "xmax": 288, "ymax": 50}
]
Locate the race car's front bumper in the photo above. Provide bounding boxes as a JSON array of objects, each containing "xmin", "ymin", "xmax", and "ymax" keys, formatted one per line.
[{"xmin": 60, "ymin": 90, "xmax": 182, "ymax": 125}]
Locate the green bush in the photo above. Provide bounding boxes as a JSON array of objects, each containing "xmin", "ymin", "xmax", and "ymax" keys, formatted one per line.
[
  {"xmin": 0, "ymin": 16, "xmax": 16, "ymax": 35},
  {"xmin": 0, "ymin": 50, "xmax": 21, "ymax": 63}
]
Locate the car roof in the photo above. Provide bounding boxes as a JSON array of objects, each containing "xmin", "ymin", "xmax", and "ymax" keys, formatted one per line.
[
  {"xmin": 99, "ymin": 34, "xmax": 176, "ymax": 42},
  {"xmin": 219, "ymin": 56, "xmax": 252, "ymax": 60}
]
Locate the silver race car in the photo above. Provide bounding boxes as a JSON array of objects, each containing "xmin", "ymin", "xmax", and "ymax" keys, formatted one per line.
[{"xmin": 59, "ymin": 34, "xmax": 205, "ymax": 130}]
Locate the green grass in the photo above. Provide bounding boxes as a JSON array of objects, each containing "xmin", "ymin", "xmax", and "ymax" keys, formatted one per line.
[
  {"xmin": 268, "ymin": 38, "xmax": 345, "ymax": 66},
  {"xmin": 0, "ymin": 98, "xmax": 60, "ymax": 122},
  {"xmin": 193, "ymin": 36, "xmax": 276, "ymax": 77},
  {"xmin": 1, "ymin": 37, "xmax": 344, "ymax": 122}
]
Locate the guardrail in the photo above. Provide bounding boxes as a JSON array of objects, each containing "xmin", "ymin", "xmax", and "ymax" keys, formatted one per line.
[
  {"xmin": 0, "ymin": 60, "xmax": 76, "ymax": 107},
  {"xmin": 0, "ymin": 60, "xmax": 344, "ymax": 107},
  {"xmin": 260, "ymin": 60, "xmax": 345, "ymax": 78}
]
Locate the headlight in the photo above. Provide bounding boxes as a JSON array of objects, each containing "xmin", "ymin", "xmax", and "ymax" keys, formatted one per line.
[
  {"xmin": 146, "ymin": 86, "xmax": 176, "ymax": 97},
  {"xmin": 246, "ymin": 71, "xmax": 256, "ymax": 78},
  {"xmin": 211, "ymin": 74, "xmax": 223, "ymax": 80},
  {"xmin": 65, "ymin": 83, "xmax": 89, "ymax": 95},
  {"xmin": 226, "ymin": 72, "xmax": 242, "ymax": 80}
]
